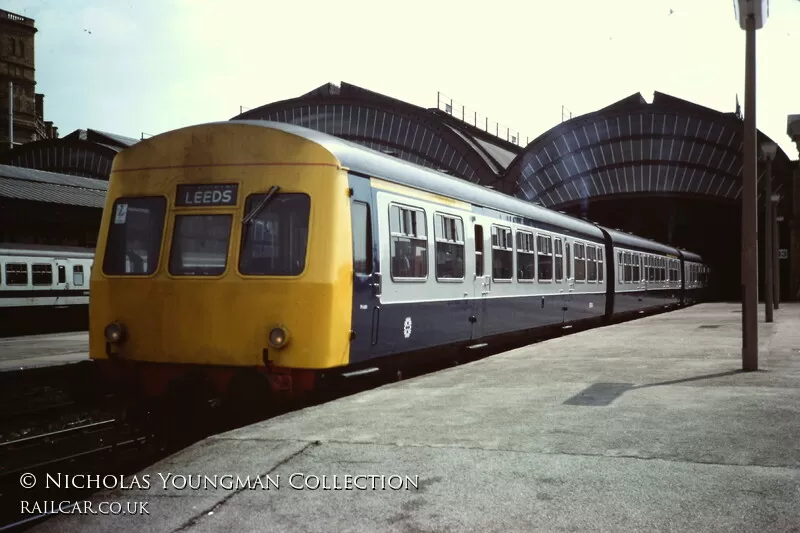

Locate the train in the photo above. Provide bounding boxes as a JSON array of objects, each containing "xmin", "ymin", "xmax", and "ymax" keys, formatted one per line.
[
  {"xmin": 0, "ymin": 243, "xmax": 94, "ymax": 336},
  {"xmin": 89, "ymin": 120, "xmax": 709, "ymax": 408}
]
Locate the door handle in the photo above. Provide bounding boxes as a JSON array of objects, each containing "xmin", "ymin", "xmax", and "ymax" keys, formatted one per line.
[{"xmin": 371, "ymin": 272, "xmax": 382, "ymax": 298}]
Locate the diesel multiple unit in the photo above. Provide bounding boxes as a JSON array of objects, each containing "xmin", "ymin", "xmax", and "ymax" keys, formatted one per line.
[{"xmin": 89, "ymin": 121, "xmax": 709, "ymax": 404}]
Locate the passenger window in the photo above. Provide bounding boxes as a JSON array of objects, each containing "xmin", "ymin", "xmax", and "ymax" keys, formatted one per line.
[
  {"xmin": 389, "ymin": 204, "xmax": 428, "ymax": 280},
  {"xmin": 554, "ymin": 238, "xmax": 564, "ymax": 282},
  {"xmin": 575, "ymin": 243, "xmax": 586, "ymax": 282},
  {"xmin": 597, "ymin": 246, "xmax": 604, "ymax": 282},
  {"xmin": 536, "ymin": 234, "xmax": 553, "ymax": 282},
  {"xmin": 623, "ymin": 252, "xmax": 632, "ymax": 283},
  {"xmin": 617, "ymin": 251, "xmax": 624, "ymax": 283},
  {"xmin": 352, "ymin": 202, "xmax": 372, "ymax": 275},
  {"xmin": 434, "ymin": 213, "xmax": 465, "ymax": 280},
  {"xmin": 474, "ymin": 225, "xmax": 484, "ymax": 277},
  {"xmin": 516, "ymin": 230, "xmax": 535, "ymax": 281},
  {"xmin": 58, "ymin": 265, "xmax": 66, "ymax": 284},
  {"xmin": 5, "ymin": 263, "xmax": 28, "ymax": 285},
  {"xmin": 587, "ymin": 245, "xmax": 597, "ymax": 282},
  {"xmin": 491, "ymin": 225, "xmax": 513, "ymax": 280},
  {"xmin": 32, "ymin": 264, "xmax": 53, "ymax": 286},
  {"xmin": 633, "ymin": 254, "xmax": 640, "ymax": 283},
  {"xmin": 73, "ymin": 265, "xmax": 85, "ymax": 286},
  {"xmin": 240, "ymin": 193, "xmax": 310, "ymax": 276},
  {"xmin": 103, "ymin": 197, "xmax": 167, "ymax": 275}
]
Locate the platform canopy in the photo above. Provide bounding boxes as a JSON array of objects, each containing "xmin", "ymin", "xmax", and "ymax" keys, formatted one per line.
[
  {"xmin": 232, "ymin": 82, "xmax": 522, "ymax": 192},
  {"xmin": 507, "ymin": 92, "xmax": 794, "ymax": 209},
  {"xmin": 0, "ymin": 129, "xmax": 140, "ymax": 180},
  {"xmin": 0, "ymin": 164, "xmax": 107, "ymax": 208}
]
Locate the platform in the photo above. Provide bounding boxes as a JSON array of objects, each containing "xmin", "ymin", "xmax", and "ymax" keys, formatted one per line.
[
  {"xmin": 0, "ymin": 332, "xmax": 88, "ymax": 371},
  {"xmin": 31, "ymin": 303, "xmax": 800, "ymax": 532}
]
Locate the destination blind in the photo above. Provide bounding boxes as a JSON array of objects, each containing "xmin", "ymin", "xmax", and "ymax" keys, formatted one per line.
[{"xmin": 176, "ymin": 184, "xmax": 238, "ymax": 207}]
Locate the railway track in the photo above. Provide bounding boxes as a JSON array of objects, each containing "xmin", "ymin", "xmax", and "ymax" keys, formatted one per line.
[
  {"xmin": 0, "ymin": 418, "xmax": 156, "ymax": 532},
  {"xmin": 0, "ymin": 321, "xmax": 598, "ymax": 532}
]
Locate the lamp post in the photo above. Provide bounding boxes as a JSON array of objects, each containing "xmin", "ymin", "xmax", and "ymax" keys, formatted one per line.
[
  {"xmin": 773, "ymin": 203, "xmax": 781, "ymax": 309},
  {"xmin": 761, "ymin": 141, "xmax": 777, "ymax": 323},
  {"xmin": 734, "ymin": 0, "xmax": 769, "ymax": 371}
]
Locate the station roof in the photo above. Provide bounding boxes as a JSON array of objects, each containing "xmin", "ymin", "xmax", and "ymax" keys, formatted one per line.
[
  {"xmin": 232, "ymin": 82, "xmax": 522, "ymax": 191},
  {"xmin": 507, "ymin": 92, "xmax": 794, "ymax": 209},
  {"xmin": 0, "ymin": 128, "xmax": 140, "ymax": 180},
  {"xmin": 0, "ymin": 164, "xmax": 107, "ymax": 208}
]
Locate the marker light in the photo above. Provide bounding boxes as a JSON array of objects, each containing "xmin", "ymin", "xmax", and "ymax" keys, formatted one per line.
[
  {"xmin": 268, "ymin": 326, "xmax": 289, "ymax": 349},
  {"xmin": 104, "ymin": 321, "xmax": 127, "ymax": 343}
]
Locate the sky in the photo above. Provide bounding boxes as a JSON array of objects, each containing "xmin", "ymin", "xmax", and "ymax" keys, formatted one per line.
[{"xmin": 4, "ymin": 0, "xmax": 800, "ymax": 157}]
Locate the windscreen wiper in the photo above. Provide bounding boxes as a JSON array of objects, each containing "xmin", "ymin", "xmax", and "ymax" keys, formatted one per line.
[{"xmin": 242, "ymin": 185, "xmax": 280, "ymax": 224}]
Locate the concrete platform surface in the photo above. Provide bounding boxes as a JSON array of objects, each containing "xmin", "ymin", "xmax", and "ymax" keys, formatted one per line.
[
  {"xmin": 31, "ymin": 304, "xmax": 800, "ymax": 532},
  {"xmin": 0, "ymin": 332, "xmax": 88, "ymax": 371}
]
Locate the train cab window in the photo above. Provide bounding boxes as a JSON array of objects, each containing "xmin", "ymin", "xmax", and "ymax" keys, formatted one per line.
[
  {"xmin": 73, "ymin": 265, "xmax": 85, "ymax": 286},
  {"xmin": 574, "ymin": 243, "xmax": 586, "ymax": 282},
  {"xmin": 566, "ymin": 242, "xmax": 572, "ymax": 279},
  {"xmin": 58, "ymin": 265, "xmax": 66, "ymax": 284},
  {"xmin": 554, "ymin": 238, "xmax": 564, "ymax": 282},
  {"xmin": 618, "ymin": 251, "xmax": 624, "ymax": 283},
  {"xmin": 389, "ymin": 204, "xmax": 428, "ymax": 280},
  {"xmin": 587, "ymin": 245, "xmax": 597, "ymax": 282},
  {"xmin": 536, "ymin": 234, "xmax": 553, "ymax": 282},
  {"xmin": 103, "ymin": 197, "xmax": 167, "ymax": 275},
  {"xmin": 170, "ymin": 215, "xmax": 233, "ymax": 276},
  {"xmin": 352, "ymin": 201, "xmax": 372, "ymax": 275},
  {"xmin": 434, "ymin": 213, "xmax": 465, "ymax": 280},
  {"xmin": 474, "ymin": 225, "xmax": 484, "ymax": 277},
  {"xmin": 491, "ymin": 225, "xmax": 513, "ymax": 281},
  {"xmin": 5, "ymin": 263, "xmax": 28, "ymax": 285},
  {"xmin": 240, "ymin": 193, "xmax": 311, "ymax": 277},
  {"xmin": 516, "ymin": 230, "xmax": 535, "ymax": 281},
  {"xmin": 32, "ymin": 264, "xmax": 53, "ymax": 286},
  {"xmin": 597, "ymin": 246, "xmax": 604, "ymax": 282}
]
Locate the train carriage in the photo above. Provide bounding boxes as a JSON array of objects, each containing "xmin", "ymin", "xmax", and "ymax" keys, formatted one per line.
[
  {"xmin": 90, "ymin": 120, "xmax": 708, "ymax": 404},
  {"xmin": 0, "ymin": 243, "xmax": 94, "ymax": 336},
  {"xmin": 602, "ymin": 229, "xmax": 683, "ymax": 316}
]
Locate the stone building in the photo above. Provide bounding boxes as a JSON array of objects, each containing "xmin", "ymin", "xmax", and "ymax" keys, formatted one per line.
[{"xmin": 0, "ymin": 8, "xmax": 57, "ymax": 152}]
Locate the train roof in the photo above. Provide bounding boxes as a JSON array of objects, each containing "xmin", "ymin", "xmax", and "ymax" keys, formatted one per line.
[
  {"xmin": 600, "ymin": 227, "xmax": 681, "ymax": 256},
  {"xmin": 678, "ymin": 249, "xmax": 704, "ymax": 263},
  {"xmin": 230, "ymin": 120, "xmax": 606, "ymax": 241},
  {"xmin": 0, "ymin": 242, "xmax": 95, "ymax": 257}
]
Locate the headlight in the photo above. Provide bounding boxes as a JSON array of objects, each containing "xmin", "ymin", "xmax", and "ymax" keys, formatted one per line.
[
  {"xmin": 268, "ymin": 326, "xmax": 289, "ymax": 349},
  {"xmin": 104, "ymin": 321, "xmax": 127, "ymax": 343}
]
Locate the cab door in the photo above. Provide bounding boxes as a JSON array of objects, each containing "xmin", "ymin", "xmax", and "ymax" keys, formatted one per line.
[{"xmin": 348, "ymin": 176, "xmax": 379, "ymax": 363}]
